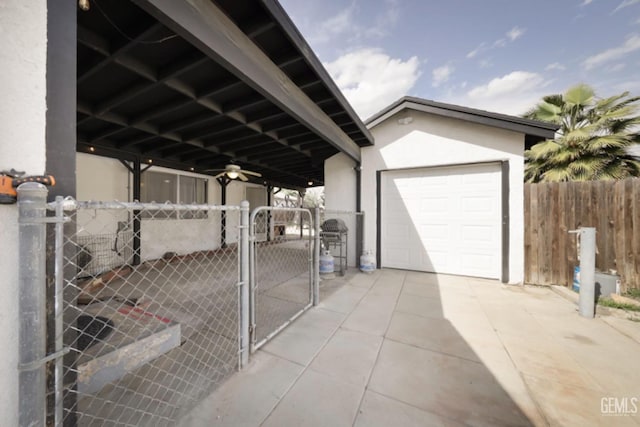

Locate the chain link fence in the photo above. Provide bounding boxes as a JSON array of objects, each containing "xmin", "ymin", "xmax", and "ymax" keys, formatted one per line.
[
  {"xmin": 250, "ymin": 207, "xmax": 317, "ymax": 350},
  {"xmin": 16, "ymin": 186, "xmax": 363, "ymax": 425},
  {"xmin": 48, "ymin": 199, "xmax": 243, "ymax": 426}
]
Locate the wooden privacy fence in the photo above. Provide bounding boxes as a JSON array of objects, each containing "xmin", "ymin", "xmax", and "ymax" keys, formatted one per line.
[{"xmin": 524, "ymin": 178, "xmax": 640, "ymax": 292}]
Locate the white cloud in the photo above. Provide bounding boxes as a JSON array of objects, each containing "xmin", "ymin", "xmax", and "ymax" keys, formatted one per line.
[
  {"xmin": 468, "ymin": 27, "xmax": 524, "ymax": 63},
  {"xmin": 432, "ymin": 64, "xmax": 454, "ymax": 87},
  {"xmin": 507, "ymin": 26, "xmax": 526, "ymax": 41},
  {"xmin": 613, "ymin": 0, "xmax": 640, "ymax": 13},
  {"xmin": 583, "ymin": 34, "xmax": 640, "ymax": 69},
  {"xmin": 581, "ymin": 0, "xmax": 593, "ymax": 6},
  {"xmin": 493, "ymin": 38, "xmax": 507, "ymax": 48},
  {"xmin": 312, "ymin": 7, "xmax": 355, "ymax": 43},
  {"xmin": 479, "ymin": 59, "xmax": 493, "ymax": 68},
  {"xmin": 309, "ymin": 3, "xmax": 400, "ymax": 45},
  {"xmin": 459, "ymin": 71, "xmax": 550, "ymax": 115},
  {"xmin": 466, "ymin": 43, "xmax": 485, "ymax": 59},
  {"xmin": 324, "ymin": 48, "xmax": 421, "ymax": 119},
  {"xmin": 608, "ymin": 62, "xmax": 627, "ymax": 71},
  {"xmin": 545, "ymin": 62, "xmax": 566, "ymax": 71}
]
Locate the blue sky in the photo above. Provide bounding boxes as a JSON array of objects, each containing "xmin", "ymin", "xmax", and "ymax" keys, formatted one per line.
[{"xmin": 279, "ymin": 0, "xmax": 640, "ymax": 119}]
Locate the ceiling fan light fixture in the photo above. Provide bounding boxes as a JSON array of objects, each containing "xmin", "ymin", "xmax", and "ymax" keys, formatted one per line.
[{"xmin": 227, "ymin": 171, "xmax": 239, "ymax": 179}]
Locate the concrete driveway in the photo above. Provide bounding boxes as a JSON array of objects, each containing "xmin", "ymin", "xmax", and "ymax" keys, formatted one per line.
[{"xmin": 180, "ymin": 269, "xmax": 640, "ymax": 426}]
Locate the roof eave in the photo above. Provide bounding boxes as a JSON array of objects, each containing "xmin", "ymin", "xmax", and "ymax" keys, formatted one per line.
[
  {"xmin": 366, "ymin": 96, "xmax": 559, "ymax": 140},
  {"xmin": 260, "ymin": 0, "xmax": 374, "ymax": 147}
]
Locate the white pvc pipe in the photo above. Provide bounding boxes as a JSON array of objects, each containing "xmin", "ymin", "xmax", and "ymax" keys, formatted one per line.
[{"xmin": 578, "ymin": 227, "xmax": 596, "ymax": 318}]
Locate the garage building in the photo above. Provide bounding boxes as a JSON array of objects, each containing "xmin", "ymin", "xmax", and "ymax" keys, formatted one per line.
[{"xmin": 324, "ymin": 97, "xmax": 557, "ymax": 283}]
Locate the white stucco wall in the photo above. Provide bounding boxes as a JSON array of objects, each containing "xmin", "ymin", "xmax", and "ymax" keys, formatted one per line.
[
  {"xmin": 325, "ymin": 109, "xmax": 526, "ymax": 283},
  {"xmin": 0, "ymin": 1, "xmax": 48, "ymax": 423},
  {"xmin": 324, "ymin": 154, "xmax": 357, "ymax": 212},
  {"xmin": 75, "ymin": 154, "xmax": 263, "ymax": 259},
  {"xmin": 324, "ymin": 153, "xmax": 360, "ymax": 267}
]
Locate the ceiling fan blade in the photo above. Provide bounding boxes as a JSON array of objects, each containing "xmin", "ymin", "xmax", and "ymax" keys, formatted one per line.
[
  {"xmin": 212, "ymin": 171, "xmax": 226, "ymax": 179},
  {"xmin": 203, "ymin": 168, "xmax": 226, "ymax": 172},
  {"xmin": 238, "ymin": 172, "xmax": 249, "ymax": 182},
  {"xmin": 240, "ymin": 170, "xmax": 262, "ymax": 177}
]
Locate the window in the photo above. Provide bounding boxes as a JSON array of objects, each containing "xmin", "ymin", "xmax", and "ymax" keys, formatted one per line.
[{"xmin": 140, "ymin": 171, "xmax": 208, "ymax": 219}]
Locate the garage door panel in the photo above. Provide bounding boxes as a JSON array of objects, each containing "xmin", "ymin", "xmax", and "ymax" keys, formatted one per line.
[
  {"xmin": 384, "ymin": 222, "xmax": 411, "ymax": 240},
  {"xmin": 386, "ymin": 247, "xmax": 412, "ymax": 267},
  {"xmin": 382, "ymin": 164, "xmax": 501, "ymax": 279},
  {"xmin": 460, "ymin": 252, "xmax": 497, "ymax": 271},
  {"xmin": 419, "ymin": 198, "xmax": 448, "ymax": 214},
  {"xmin": 418, "ymin": 223, "xmax": 449, "ymax": 241},
  {"xmin": 461, "ymin": 196, "xmax": 496, "ymax": 215},
  {"xmin": 422, "ymin": 250, "xmax": 447, "ymax": 270},
  {"xmin": 459, "ymin": 225, "xmax": 496, "ymax": 246}
]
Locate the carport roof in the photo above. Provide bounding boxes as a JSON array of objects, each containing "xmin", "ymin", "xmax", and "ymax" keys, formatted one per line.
[
  {"xmin": 365, "ymin": 97, "xmax": 559, "ymax": 149},
  {"xmin": 77, "ymin": 0, "xmax": 372, "ymax": 189}
]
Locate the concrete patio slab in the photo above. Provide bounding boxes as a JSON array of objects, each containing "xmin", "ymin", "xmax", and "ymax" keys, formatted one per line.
[
  {"xmin": 354, "ymin": 390, "xmax": 466, "ymax": 427},
  {"xmin": 182, "ymin": 269, "xmax": 640, "ymax": 427},
  {"xmin": 261, "ymin": 369, "xmax": 363, "ymax": 427},
  {"xmin": 177, "ymin": 352, "xmax": 303, "ymax": 427},
  {"xmin": 386, "ymin": 311, "xmax": 481, "ymax": 362},
  {"xmin": 523, "ymin": 374, "xmax": 640, "ymax": 427},
  {"xmin": 317, "ymin": 284, "xmax": 368, "ymax": 314},
  {"xmin": 260, "ymin": 307, "xmax": 345, "ymax": 366},
  {"xmin": 368, "ymin": 339, "xmax": 534, "ymax": 427},
  {"xmin": 308, "ymin": 328, "xmax": 383, "ymax": 388}
]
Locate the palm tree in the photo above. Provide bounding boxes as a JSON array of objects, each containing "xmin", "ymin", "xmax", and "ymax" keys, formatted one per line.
[{"xmin": 523, "ymin": 84, "xmax": 640, "ymax": 183}]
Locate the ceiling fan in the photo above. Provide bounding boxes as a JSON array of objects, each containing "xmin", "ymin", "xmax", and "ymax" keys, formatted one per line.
[{"xmin": 205, "ymin": 164, "xmax": 262, "ymax": 182}]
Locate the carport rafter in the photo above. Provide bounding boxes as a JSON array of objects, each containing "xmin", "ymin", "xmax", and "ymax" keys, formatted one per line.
[
  {"xmin": 132, "ymin": 0, "xmax": 361, "ymax": 162},
  {"xmin": 89, "ymin": 57, "xmax": 318, "ymax": 161},
  {"xmin": 91, "ymin": 53, "xmax": 210, "ymax": 116},
  {"xmin": 81, "ymin": 92, "xmax": 320, "ymax": 186},
  {"xmin": 78, "ymin": 22, "xmax": 164, "ymax": 83},
  {"xmin": 75, "ymin": 0, "xmax": 375, "ymax": 190},
  {"xmin": 158, "ymin": 112, "xmax": 231, "ymax": 135}
]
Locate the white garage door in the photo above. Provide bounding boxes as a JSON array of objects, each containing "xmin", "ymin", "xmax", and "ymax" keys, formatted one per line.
[{"xmin": 381, "ymin": 163, "xmax": 501, "ymax": 279}]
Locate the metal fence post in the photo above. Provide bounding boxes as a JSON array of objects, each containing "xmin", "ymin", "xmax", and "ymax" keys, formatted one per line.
[
  {"xmin": 239, "ymin": 201, "xmax": 250, "ymax": 368},
  {"xmin": 578, "ymin": 227, "xmax": 596, "ymax": 318},
  {"xmin": 53, "ymin": 196, "xmax": 65, "ymax": 427},
  {"xmin": 17, "ymin": 182, "xmax": 48, "ymax": 426},
  {"xmin": 313, "ymin": 207, "xmax": 320, "ymax": 306}
]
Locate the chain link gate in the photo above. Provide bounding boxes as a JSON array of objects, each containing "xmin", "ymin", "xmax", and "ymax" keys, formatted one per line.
[
  {"xmin": 249, "ymin": 207, "xmax": 319, "ymax": 351},
  {"xmin": 46, "ymin": 198, "xmax": 246, "ymax": 426}
]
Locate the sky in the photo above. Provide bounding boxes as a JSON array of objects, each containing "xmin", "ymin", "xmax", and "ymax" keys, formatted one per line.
[{"xmin": 279, "ymin": 0, "xmax": 640, "ymax": 120}]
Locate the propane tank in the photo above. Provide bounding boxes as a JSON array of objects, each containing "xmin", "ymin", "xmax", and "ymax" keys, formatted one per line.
[
  {"xmin": 319, "ymin": 250, "xmax": 335, "ymax": 277},
  {"xmin": 360, "ymin": 250, "xmax": 376, "ymax": 273}
]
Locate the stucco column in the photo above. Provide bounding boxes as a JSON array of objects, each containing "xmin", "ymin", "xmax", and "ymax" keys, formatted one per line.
[{"xmin": 0, "ymin": 1, "xmax": 49, "ymax": 424}]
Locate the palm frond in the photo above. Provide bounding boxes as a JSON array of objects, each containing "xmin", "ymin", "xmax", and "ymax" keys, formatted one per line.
[
  {"xmin": 526, "ymin": 139, "xmax": 562, "ymax": 160},
  {"xmin": 541, "ymin": 167, "xmax": 572, "ymax": 182},
  {"xmin": 564, "ymin": 84, "xmax": 595, "ymax": 107},
  {"xmin": 524, "ymin": 84, "xmax": 640, "ymax": 183}
]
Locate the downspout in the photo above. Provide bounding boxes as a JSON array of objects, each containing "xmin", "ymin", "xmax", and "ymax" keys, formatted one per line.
[
  {"xmin": 355, "ymin": 163, "xmax": 363, "ymax": 266},
  {"xmin": 355, "ymin": 163, "xmax": 361, "ymax": 212}
]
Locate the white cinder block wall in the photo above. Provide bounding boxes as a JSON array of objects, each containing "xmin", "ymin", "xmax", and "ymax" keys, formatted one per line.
[
  {"xmin": 76, "ymin": 154, "xmax": 265, "ymax": 258},
  {"xmin": 325, "ymin": 110, "xmax": 526, "ymax": 283},
  {"xmin": 0, "ymin": 1, "xmax": 48, "ymax": 423}
]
